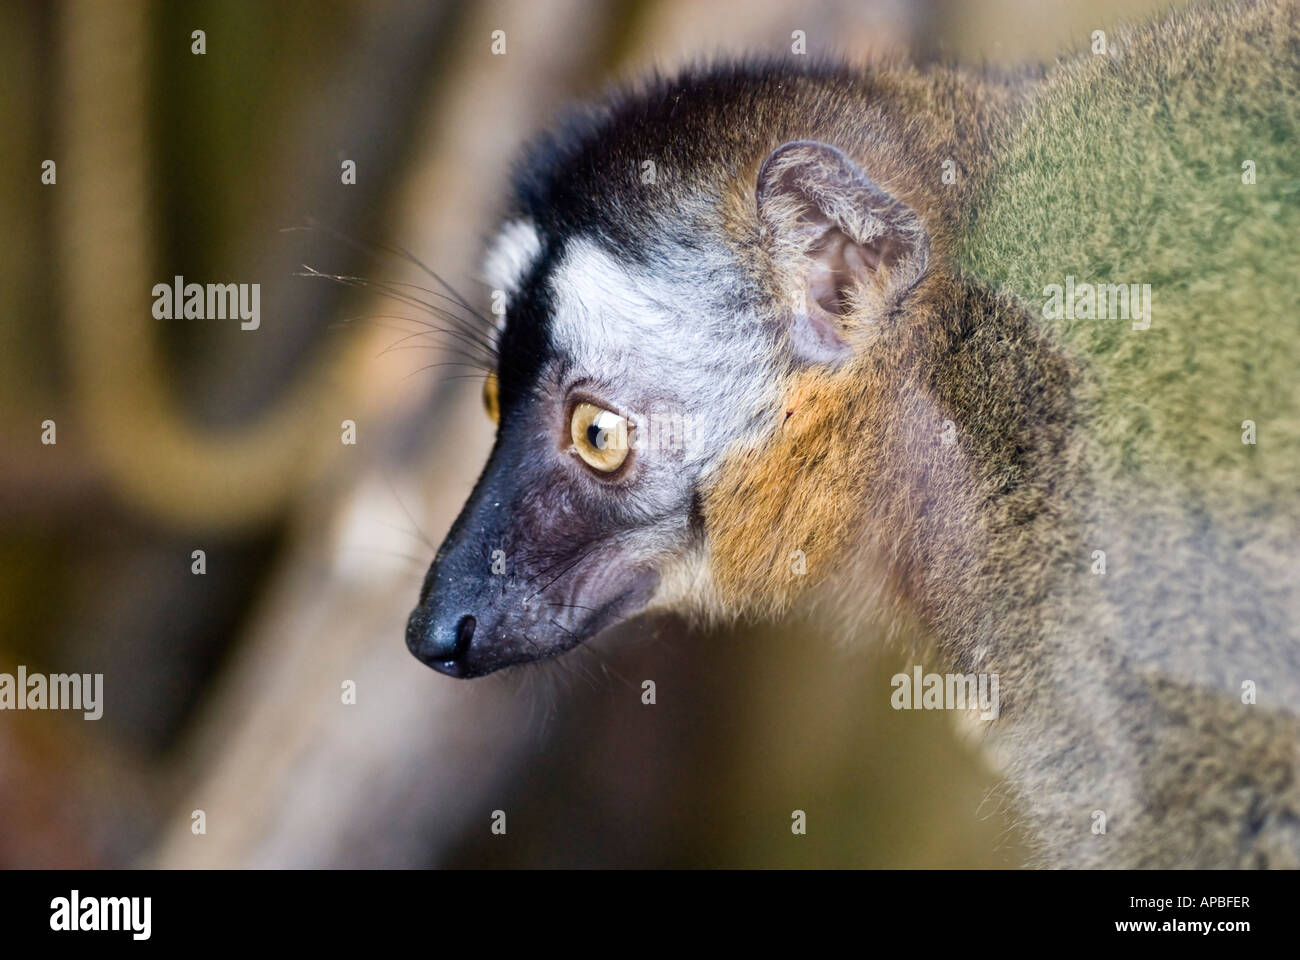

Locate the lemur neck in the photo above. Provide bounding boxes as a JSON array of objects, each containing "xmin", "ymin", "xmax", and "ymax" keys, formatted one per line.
[
  {"xmin": 852, "ymin": 277, "xmax": 1079, "ymax": 667},
  {"xmin": 702, "ymin": 274, "xmax": 1076, "ymax": 656}
]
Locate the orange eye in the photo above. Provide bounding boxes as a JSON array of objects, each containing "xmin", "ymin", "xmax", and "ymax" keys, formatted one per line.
[
  {"xmin": 482, "ymin": 372, "xmax": 500, "ymax": 425},
  {"xmin": 570, "ymin": 402, "xmax": 632, "ymax": 473}
]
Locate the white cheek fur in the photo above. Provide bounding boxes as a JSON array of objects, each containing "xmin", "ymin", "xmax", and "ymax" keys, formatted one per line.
[{"xmin": 546, "ymin": 237, "xmax": 782, "ymax": 478}]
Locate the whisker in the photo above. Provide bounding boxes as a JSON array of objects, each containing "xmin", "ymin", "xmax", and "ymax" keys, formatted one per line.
[
  {"xmin": 300, "ymin": 267, "xmax": 498, "ymax": 360},
  {"xmin": 339, "ymin": 546, "xmax": 428, "ymax": 567},
  {"xmin": 551, "ymin": 618, "xmax": 629, "ymax": 688},
  {"xmin": 287, "ymin": 218, "xmax": 496, "ymax": 330},
  {"xmin": 401, "ymin": 361, "xmax": 497, "ymax": 382},
  {"xmin": 524, "ymin": 540, "xmax": 600, "ymax": 589},
  {"xmin": 380, "ymin": 468, "xmax": 436, "ymax": 551},
  {"xmin": 329, "ymin": 313, "xmax": 497, "ymax": 372},
  {"xmin": 298, "ymin": 266, "xmax": 495, "ymax": 350},
  {"xmin": 435, "ymin": 373, "xmax": 496, "ymax": 383},
  {"xmin": 328, "ymin": 272, "xmax": 491, "ymax": 333},
  {"xmin": 526, "ymin": 544, "xmax": 601, "ymax": 603},
  {"xmin": 374, "ymin": 521, "xmax": 435, "ymax": 550}
]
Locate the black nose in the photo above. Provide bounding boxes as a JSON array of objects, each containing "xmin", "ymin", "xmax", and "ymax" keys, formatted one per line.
[{"xmin": 406, "ymin": 607, "xmax": 476, "ymax": 676}]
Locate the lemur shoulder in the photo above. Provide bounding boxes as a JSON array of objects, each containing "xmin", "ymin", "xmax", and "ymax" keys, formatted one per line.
[{"xmin": 407, "ymin": 0, "xmax": 1300, "ymax": 868}]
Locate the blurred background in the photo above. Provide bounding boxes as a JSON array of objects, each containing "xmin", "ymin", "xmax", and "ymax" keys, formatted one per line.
[{"xmin": 1, "ymin": 0, "xmax": 1171, "ymax": 868}]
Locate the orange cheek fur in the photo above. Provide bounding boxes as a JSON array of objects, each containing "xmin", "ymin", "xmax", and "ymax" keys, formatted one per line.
[{"xmin": 703, "ymin": 362, "xmax": 884, "ymax": 618}]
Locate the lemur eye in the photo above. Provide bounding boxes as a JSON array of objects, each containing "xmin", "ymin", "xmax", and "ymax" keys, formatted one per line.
[
  {"xmin": 570, "ymin": 401, "xmax": 633, "ymax": 473},
  {"xmin": 482, "ymin": 372, "xmax": 500, "ymax": 425}
]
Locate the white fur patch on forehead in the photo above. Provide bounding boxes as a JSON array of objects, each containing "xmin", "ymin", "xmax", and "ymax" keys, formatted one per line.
[{"xmin": 482, "ymin": 219, "xmax": 542, "ymax": 323}]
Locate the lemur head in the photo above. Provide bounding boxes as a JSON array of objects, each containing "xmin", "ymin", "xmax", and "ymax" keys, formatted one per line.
[{"xmin": 407, "ymin": 63, "xmax": 952, "ymax": 677}]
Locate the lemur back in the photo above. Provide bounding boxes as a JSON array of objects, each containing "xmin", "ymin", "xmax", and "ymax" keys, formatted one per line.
[{"xmin": 956, "ymin": 0, "xmax": 1300, "ymax": 867}]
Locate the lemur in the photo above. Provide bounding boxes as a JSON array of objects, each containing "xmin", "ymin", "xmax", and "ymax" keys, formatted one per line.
[{"xmin": 405, "ymin": 0, "xmax": 1300, "ymax": 868}]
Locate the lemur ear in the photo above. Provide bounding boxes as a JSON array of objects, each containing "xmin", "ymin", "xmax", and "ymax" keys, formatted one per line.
[{"xmin": 757, "ymin": 139, "xmax": 928, "ymax": 364}]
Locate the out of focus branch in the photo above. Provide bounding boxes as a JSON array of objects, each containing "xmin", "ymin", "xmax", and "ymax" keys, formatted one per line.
[{"xmin": 53, "ymin": 0, "xmax": 454, "ymax": 533}]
